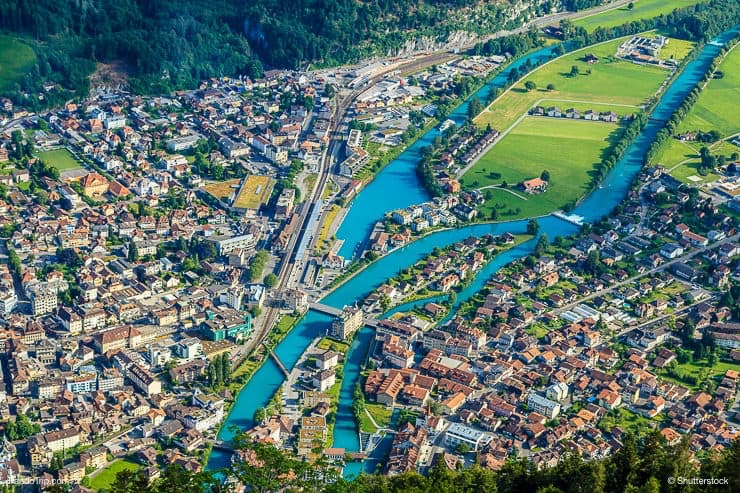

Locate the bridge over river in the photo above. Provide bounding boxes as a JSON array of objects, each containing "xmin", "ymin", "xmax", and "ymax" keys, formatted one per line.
[{"xmin": 308, "ymin": 303, "xmax": 380, "ymax": 328}]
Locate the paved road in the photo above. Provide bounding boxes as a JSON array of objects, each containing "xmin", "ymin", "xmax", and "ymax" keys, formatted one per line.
[{"xmin": 553, "ymin": 233, "xmax": 739, "ymax": 315}]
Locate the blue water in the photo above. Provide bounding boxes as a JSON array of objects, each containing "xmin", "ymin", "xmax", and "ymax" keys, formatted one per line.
[
  {"xmin": 209, "ymin": 27, "xmax": 738, "ymax": 475},
  {"xmin": 335, "ymin": 44, "xmax": 565, "ymax": 259}
]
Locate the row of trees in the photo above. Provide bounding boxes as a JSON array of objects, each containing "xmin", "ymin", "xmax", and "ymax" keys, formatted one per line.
[
  {"xmin": 248, "ymin": 249, "xmax": 271, "ymax": 283},
  {"xmin": 644, "ymin": 38, "xmax": 739, "ymax": 165},
  {"xmin": 206, "ymin": 353, "xmax": 231, "ymax": 391}
]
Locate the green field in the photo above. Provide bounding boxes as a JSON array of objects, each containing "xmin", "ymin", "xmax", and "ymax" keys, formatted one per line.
[
  {"xmin": 654, "ymin": 139, "xmax": 699, "ymax": 168},
  {"xmin": 677, "ymin": 46, "xmax": 740, "ymax": 137},
  {"xmin": 37, "ymin": 148, "xmax": 83, "ymax": 171},
  {"xmin": 574, "ymin": 0, "xmax": 709, "ymax": 32},
  {"xmin": 476, "ymin": 37, "xmax": 668, "ymax": 132},
  {"xmin": 652, "ymin": 35, "xmax": 695, "ymax": 63},
  {"xmin": 463, "ymin": 118, "xmax": 619, "ymax": 219},
  {"xmin": 88, "ymin": 459, "xmax": 140, "ymax": 491},
  {"xmin": 0, "ymin": 34, "xmax": 36, "ymax": 91}
]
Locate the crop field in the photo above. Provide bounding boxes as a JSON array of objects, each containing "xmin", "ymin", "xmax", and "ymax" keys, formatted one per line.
[
  {"xmin": 463, "ymin": 118, "xmax": 619, "ymax": 220},
  {"xmin": 233, "ymin": 175, "xmax": 275, "ymax": 210},
  {"xmin": 574, "ymin": 0, "xmax": 709, "ymax": 32},
  {"xmin": 0, "ymin": 35, "xmax": 36, "ymax": 91},
  {"xmin": 677, "ymin": 46, "xmax": 740, "ymax": 137},
  {"xmin": 202, "ymin": 178, "xmax": 241, "ymax": 201},
  {"xmin": 476, "ymin": 37, "xmax": 668, "ymax": 132},
  {"xmin": 37, "ymin": 148, "xmax": 83, "ymax": 171}
]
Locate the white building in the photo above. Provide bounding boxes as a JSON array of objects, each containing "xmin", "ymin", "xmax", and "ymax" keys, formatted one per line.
[
  {"xmin": 444, "ymin": 423, "xmax": 492, "ymax": 452},
  {"xmin": 527, "ymin": 393, "xmax": 561, "ymax": 419}
]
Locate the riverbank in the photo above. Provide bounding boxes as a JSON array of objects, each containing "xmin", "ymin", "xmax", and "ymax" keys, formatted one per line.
[{"xmin": 208, "ymin": 26, "xmax": 739, "ymax": 476}]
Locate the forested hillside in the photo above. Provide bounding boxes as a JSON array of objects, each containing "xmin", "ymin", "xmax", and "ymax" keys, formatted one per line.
[
  {"xmin": 0, "ymin": 0, "xmax": 549, "ymax": 98},
  {"xmin": 0, "ymin": 0, "xmax": 737, "ymax": 102}
]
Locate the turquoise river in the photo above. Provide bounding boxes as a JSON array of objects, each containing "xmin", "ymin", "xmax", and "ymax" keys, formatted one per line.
[{"xmin": 208, "ymin": 26, "xmax": 739, "ymax": 478}]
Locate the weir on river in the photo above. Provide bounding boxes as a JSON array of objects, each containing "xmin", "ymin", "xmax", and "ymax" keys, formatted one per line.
[{"xmin": 208, "ymin": 26, "xmax": 739, "ymax": 476}]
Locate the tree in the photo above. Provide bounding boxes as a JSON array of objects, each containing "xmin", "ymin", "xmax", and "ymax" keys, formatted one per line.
[
  {"xmin": 546, "ymin": 83, "xmax": 556, "ymax": 91},
  {"xmin": 467, "ymin": 96, "xmax": 483, "ymax": 122},
  {"xmin": 7, "ymin": 248, "xmax": 21, "ymax": 276},
  {"xmin": 534, "ymin": 233, "xmax": 549, "ymax": 256},
  {"xmin": 527, "ymin": 219, "xmax": 540, "ymax": 235},
  {"xmin": 127, "ymin": 238, "xmax": 139, "ymax": 262},
  {"xmin": 35, "ymin": 189, "xmax": 49, "ymax": 205},
  {"xmin": 584, "ymin": 249, "xmax": 602, "ymax": 276},
  {"xmin": 455, "ymin": 442, "xmax": 472, "ymax": 454},
  {"xmin": 151, "ymin": 464, "xmax": 220, "ymax": 493},
  {"xmin": 541, "ymin": 170, "xmax": 550, "ymax": 181},
  {"xmin": 264, "ymin": 273, "xmax": 278, "ymax": 289},
  {"xmin": 524, "ymin": 80, "xmax": 537, "ymax": 91},
  {"xmin": 628, "ymin": 2, "xmax": 634, "ymax": 9},
  {"xmin": 221, "ymin": 353, "xmax": 231, "ymax": 383},
  {"xmin": 109, "ymin": 468, "xmax": 149, "ymax": 493},
  {"xmin": 490, "ymin": 208, "xmax": 499, "ymax": 220},
  {"xmin": 230, "ymin": 441, "xmax": 308, "ymax": 493},
  {"xmin": 570, "ymin": 65, "xmax": 579, "ymax": 77}
]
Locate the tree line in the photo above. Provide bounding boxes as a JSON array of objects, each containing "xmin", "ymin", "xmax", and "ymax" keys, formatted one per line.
[
  {"xmin": 644, "ymin": 36, "xmax": 740, "ymax": 166},
  {"xmin": 52, "ymin": 432, "xmax": 740, "ymax": 493}
]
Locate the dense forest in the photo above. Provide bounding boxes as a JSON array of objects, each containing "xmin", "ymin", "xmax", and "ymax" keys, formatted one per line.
[
  {"xmin": 0, "ymin": 0, "xmax": 629, "ymax": 101},
  {"xmin": 1, "ymin": 0, "xmax": 739, "ymax": 105},
  {"xmin": 46, "ymin": 434, "xmax": 740, "ymax": 493},
  {"xmin": 0, "ymin": 0, "xmax": 513, "ymax": 98}
]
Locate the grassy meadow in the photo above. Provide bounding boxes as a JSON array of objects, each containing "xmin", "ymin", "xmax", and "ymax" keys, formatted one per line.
[{"xmin": 463, "ymin": 118, "xmax": 620, "ymax": 220}]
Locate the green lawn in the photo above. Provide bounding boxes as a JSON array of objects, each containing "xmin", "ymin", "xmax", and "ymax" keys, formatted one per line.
[
  {"xmin": 463, "ymin": 117, "xmax": 620, "ymax": 219},
  {"xmin": 0, "ymin": 34, "xmax": 36, "ymax": 91},
  {"xmin": 88, "ymin": 459, "xmax": 140, "ymax": 491},
  {"xmin": 574, "ymin": 0, "xmax": 710, "ymax": 32},
  {"xmin": 677, "ymin": 46, "xmax": 740, "ymax": 138},
  {"xmin": 654, "ymin": 138, "xmax": 700, "ymax": 168},
  {"xmin": 476, "ymin": 36, "xmax": 669, "ymax": 132},
  {"xmin": 366, "ymin": 403, "xmax": 392, "ymax": 428},
  {"xmin": 37, "ymin": 148, "xmax": 83, "ymax": 171},
  {"xmin": 653, "ymin": 36, "xmax": 695, "ymax": 63},
  {"xmin": 669, "ymin": 158, "xmax": 721, "ymax": 184},
  {"xmin": 599, "ymin": 407, "xmax": 657, "ymax": 436}
]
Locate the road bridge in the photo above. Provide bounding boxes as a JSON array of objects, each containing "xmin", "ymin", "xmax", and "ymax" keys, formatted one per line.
[{"xmin": 308, "ymin": 303, "xmax": 380, "ymax": 328}]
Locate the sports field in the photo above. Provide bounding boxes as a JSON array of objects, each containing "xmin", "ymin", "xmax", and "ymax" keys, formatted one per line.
[
  {"xmin": 0, "ymin": 35, "xmax": 36, "ymax": 91},
  {"xmin": 462, "ymin": 118, "xmax": 619, "ymax": 219},
  {"xmin": 476, "ymin": 37, "xmax": 668, "ymax": 132},
  {"xmin": 37, "ymin": 148, "xmax": 83, "ymax": 171},
  {"xmin": 233, "ymin": 175, "xmax": 275, "ymax": 210},
  {"xmin": 574, "ymin": 0, "xmax": 709, "ymax": 32},
  {"xmin": 676, "ymin": 46, "xmax": 740, "ymax": 137},
  {"xmin": 202, "ymin": 178, "xmax": 241, "ymax": 200}
]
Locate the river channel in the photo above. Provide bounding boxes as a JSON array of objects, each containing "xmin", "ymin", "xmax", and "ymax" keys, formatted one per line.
[{"xmin": 209, "ymin": 27, "xmax": 739, "ymax": 475}]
